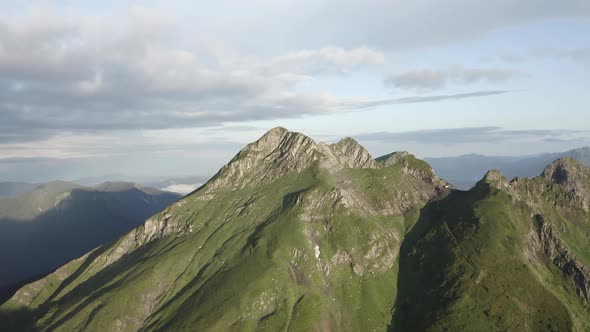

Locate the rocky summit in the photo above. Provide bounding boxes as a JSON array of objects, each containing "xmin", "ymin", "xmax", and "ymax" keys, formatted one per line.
[{"xmin": 2, "ymin": 128, "xmax": 590, "ymax": 331}]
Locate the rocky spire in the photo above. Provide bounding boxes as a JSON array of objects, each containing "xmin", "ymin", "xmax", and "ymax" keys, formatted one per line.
[
  {"xmin": 253, "ymin": 126, "xmax": 290, "ymax": 150},
  {"xmin": 204, "ymin": 127, "xmax": 318, "ymax": 190},
  {"xmin": 542, "ymin": 157, "xmax": 589, "ymax": 186},
  {"xmin": 541, "ymin": 158, "xmax": 590, "ymax": 208},
  {"xmin": 203, "ymin": 128, "xmax": 387, "ymax": 190},
  {"xmin": 476, "ymin": 169, "xmax": 509, "ymax": 190},
  {"xmin": 319, "ymin": 137, "xmax": 379, "ymax": 170},
  {"xmin": 376, "ymin": 151, "xmax": 410, "ymax": 167}
]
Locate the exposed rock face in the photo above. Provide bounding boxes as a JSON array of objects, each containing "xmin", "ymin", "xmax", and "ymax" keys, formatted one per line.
[
  {"xmin": 533, "ymin": 214, "xmax": 590, "ymax": 304},
  {"xmin": 322, "ymin": 137, "xmax": 380, "ymax": 170},
  {"xmin": 376, "ymin": 151, "xmax": 410, "ymax": 167},
  {"xmin": 480, "ymin": 169, "xmax": 510, "ymax": 189},
  {"xmin": 205, "ymin": 127, "xmax": 320, "ymax": 190},
  {"xmin": 478, "ymin": 159, "xmax": 590, "ymax": 323},
  {"xmin": 205, "ymin": 127, "xmax": 443, "ymax": 194},
  {"xmin": 542, "ymin": 157, "xmax": 587, "ymax": 185},
  {"xmin": 205, "ymin": 128, "xmax": 382, "ymax": 191},
  {"xmin": 542, "ymin": 157, "xmax": 590, "ymax": 211}
]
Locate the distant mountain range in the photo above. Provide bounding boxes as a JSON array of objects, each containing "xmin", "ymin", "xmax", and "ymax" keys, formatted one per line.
[
  {"xmin": 6, "ymin": 148, "xmax": 588, "ymax": 197},
  {"xmin": 0, "ymin": 181, "xmax": 180, "ymax": 303},
  {"xmin": 0, "ymin": 175, "xmax": 208, "ymax": 199},
  {"xmin": 426, "ymin": 147, "xmax": 590, "ymax": 189},
  {"xmin": 0, "ymin": 182, "xmax": 37, "ymax": 198},
  {"xmin": 73, "ymin": 175, "xmax": 209, "ymax": 194},
  {"xmin": 3, "ymin": 128, "xmax": 589, "ymax": 331}
]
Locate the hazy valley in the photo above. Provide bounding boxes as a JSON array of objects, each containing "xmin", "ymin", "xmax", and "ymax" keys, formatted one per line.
[{"xmin": 0, "ymin": 181, "xmax": 180, "ymax": 304}]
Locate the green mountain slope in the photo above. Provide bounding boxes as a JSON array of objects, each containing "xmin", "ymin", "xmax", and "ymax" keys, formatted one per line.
[
  {"xmin": 1, "ymin": 128, "xmax": 589, "ymax": 332},
  {"xmin": 393, "ymin": 158, "xmax": 590, "ymax": 331},
  {"xmin": 0, "ymin": 128, "xmax": 448, "ymax": 331}
]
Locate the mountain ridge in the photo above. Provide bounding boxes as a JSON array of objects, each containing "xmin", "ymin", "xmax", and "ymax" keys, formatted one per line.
[
  {"xmin": 1, "ymin": 128, "xmax": 589, "ymax": 331},
  {"xmin": 426, "ymin": 146, "xmax": 590, "ymax": 189}
]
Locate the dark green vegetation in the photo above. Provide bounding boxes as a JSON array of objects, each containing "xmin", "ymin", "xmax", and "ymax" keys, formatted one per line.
[
  {"xmin": 0, "ymin": 182, "xmax": 180, "ymax": 297},
  {"xmin": 393, "ymin": 175, "xmax": 589, "ymax": 331},
  {"xmin": 427, "ymin": 147, "xmax": 590, "ymax": 189},
  {"xmin": 1, "ymin": 128, "xmax": 589, "ymax": 331}
]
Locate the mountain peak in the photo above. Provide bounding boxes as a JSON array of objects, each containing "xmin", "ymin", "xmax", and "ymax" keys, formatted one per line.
[
  {"xmin": 251, "ymin": 127, "xmax": 314, "ymax": 155},
  {"xmin": 484, "ymin": 169, "xmax": 505, "ymax": 180},
  {"xmin": 203, "ymin": 129, "xmax": 385, "ymax": 191},
  {"xmin": 257, "ymin": 126, "xmax": 290, "ymax": 145},
  {"xmin": 204, "ymin": 128, "xmax": 318, "ymax": 190},
  {"xmin": 541, "ymin": 157, "xmax": 589, "ymax": 185},
  {"xmin": 376, "ymin": 151, "xmax": 410, "ymax": 167},
  {"xmin": 478, "ymin": 169, "xmax": 509, "ymax": 189},
  {"xmin": 334, "ymin": 136, "xmax": 359, "ymax": 147},
  {"xmin": 541, "ymin": 158, "xmax": 590, "ymax": 209},
  {"xmin": 325, "ymin": 137, "xmax": 378, "ymax": 169}
]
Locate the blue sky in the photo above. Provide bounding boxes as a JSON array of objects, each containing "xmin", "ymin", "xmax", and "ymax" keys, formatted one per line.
[{"xmin": 0, "ymin": 1, "xmax": 589, "ymax": 182}]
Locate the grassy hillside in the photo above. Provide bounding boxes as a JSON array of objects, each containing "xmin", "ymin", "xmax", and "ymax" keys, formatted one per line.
[
  {"xmin": 0, "ymin": 129, "xmax": 444, "ymax": 331},
  {"xmin": 1, "ymin": 129, "xmax": 589, "ymax": 331},
  {"xmin": 391, "ymin": 180, "xmax": 590, "ymax": 331}
]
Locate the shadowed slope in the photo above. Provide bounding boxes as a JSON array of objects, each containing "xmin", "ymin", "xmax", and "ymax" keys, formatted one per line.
[
  {"xmin": 391, "ymin": 160, "xmax": 590, "ymax": 331},
  {"xmin": 0, "ymin": 182, "xmax": 180, "ymax": 293}
]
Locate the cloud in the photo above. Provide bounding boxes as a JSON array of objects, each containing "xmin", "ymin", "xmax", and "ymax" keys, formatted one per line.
[
  {"xmin": 356, "ymin": 127, "xmax": 590, "ymax": 145},
  {"xmin": 260, "ymin": 46, "xmax": 385, "ymax": 75},
  {"xmin": 0, "ymin": 134, "xmax": 122, "ymax": 159},
  {"xmin": 495, "ymin": 47, "xmax": 590, "ymax": 65},
  {"xmin": 181, "ymin": 0, "xmax": 590, "ymax": 51},
  {"xmin": 561, "ymin": 48, "xmax": 590, "ymax": 62},
  {"xmin": 0, "ymin": 10, "xmax": 512, "ymax": 144},
  {"xmin": 385, "ymin": 66, "xmax": 523, "ymax": 91},
  {"xmin": 385, "ymin": 70, "xmax": 447, "ymax": 90},
  {"xmin": 160, "ymin": 183, "xmax": 201, "ymax": 195}
]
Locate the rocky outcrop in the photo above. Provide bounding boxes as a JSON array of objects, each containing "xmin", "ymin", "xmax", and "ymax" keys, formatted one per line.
[
  {"xmin": 542, "ymin": 157, "xmax": 590, "ymax": 211},
  {"xmin": 204, "ymin": 127, "xmax": 320, "ymax": 190},
  {"xmin": 324, "ymin": 137, "xmax": 379, "ymax": 169},
  {"xmin": 202, "ymin": 128, "xmax": 415, "ymax": 192},
  {"xmin": 533, "ymin": 214, "xmax": 590, "ymax": 304},
  {"xmin": 376, "ymin": 151, "xmax": 410, "ymax": 167},
  {"xmin": 480, "ymin": 169, "xmax": 510, "ymax": 190}
]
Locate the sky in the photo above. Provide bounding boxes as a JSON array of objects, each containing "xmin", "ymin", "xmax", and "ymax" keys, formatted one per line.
[{"xmin": 0, "ymin": 0, "xmax": 589, "ymax": 182}]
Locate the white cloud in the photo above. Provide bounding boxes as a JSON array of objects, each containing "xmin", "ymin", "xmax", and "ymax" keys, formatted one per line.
[
  {"xmin": 0, "ymin": 134, "xmax": 121, "ymax": 159},
  {"xmin": 356, "ymin": 127, "xmax": 590, "ymax": 145},
  {"xmin": 160, "ymin": 183, "xmax": 201, "ymax": 195},
  {"xmin": 160, "ymin": 0, "xmax": 590, "ymax": 51},
  {"xmin": 0, "ymin": 9, "xmax": 510, "ymax": 145},
  {"xmin": 261, "ymin": 46, "xmax": 385, "ymax": 75},
  {"xmin": 385, "ymin": 66, "xmax": 524, "ymax": 91}
]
